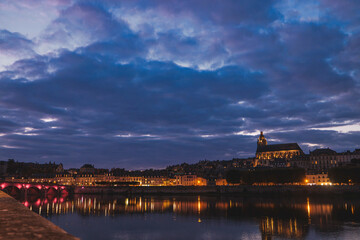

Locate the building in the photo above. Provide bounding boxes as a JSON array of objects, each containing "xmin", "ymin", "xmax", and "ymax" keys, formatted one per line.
[
  {"xmin": 291, "ymin": 148, "xmax": 360, "ymax": 174},
  {"xmin": 269, "ymin": 158, "xmax": 288, "ymax": 168},
  {"xmin": 216, "ymin": 179, "xmax": 228, "ymax": 186},
  {"xmin": 337, "ymin": 149, "xmax": 360, "ymax": 166},
  {"xmin": 309, "ymin": 148, "xmax": 338, "ymax": 171},
  {"xmin": 67, "ymin": 168, "xmax": 79, "ymax": 175},
  {"xmin": 54, "ymin": 174, "xmax": 75, "ymax": 185},
  {"xmin": 307, "ymin": 148, "xmax": 360, "ymax": 172},
  {"xmin": 175, "ymin": 175, "xmax": 207, "ymax": 186},
  {"xmin": 142, "ymin": 176, "xmax": 169, "ymax": 186},
  {"xmin": 56, "ymin": 163, "xmax": 64, "ymax": 173},
  {"xmin": 232, "ymin": 158, "xmax": 256, "ymax": 168},
  {"xmin": 75, "ymin": 174, "xmax": 95, "ymax": 186},
  {"xmin": 290, "ymin": 154, "xmax": 310, "ymax": 169},
  {"xmin": 306, "ymin": 173, "xmax": 331, "ymax": 185},
  {"xmin": 80, "ymin": 164, "xmax": 95, "ymax": 174},
  {"xmin": 255, "ymin": 132, "xmax": 303, "ymax": 167}
]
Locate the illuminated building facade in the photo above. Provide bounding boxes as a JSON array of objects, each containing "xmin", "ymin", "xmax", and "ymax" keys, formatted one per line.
[
  {"xmin": 115, "ymin": 176, "xmax": 143, "ymax": 184},
  {"xmin": 255, "ymin": 132, "xmax": 304, "ymax": 166},
  {"xmin": 175, "ymin": 175, "xmax": 207, "ymax": 186},
  {"xmin": 305, "ymin": 173, "xmax": 331, "ymax": 185},
  {"xmin": 142, "ymin": 176, "xmax": 169, "ymax": 186},
  {"xmin": 215, "ymin": 179, "xmax": 228, "ymax": 186},
  {"xmin": 55, "ymin": 174, "xmax": 75, "ymax": 185},
  {"xmin": 75, "ymin": 174, "xmax": 95, "ymax": 186}
]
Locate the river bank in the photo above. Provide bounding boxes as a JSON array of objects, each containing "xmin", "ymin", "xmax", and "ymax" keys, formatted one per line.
[
  {"xmin": 73, "ymin": 185, "xmax": 360, "ymax": 196},
  {"xmin": 0, "ymin": 191, "xmax": 78, "ymax": 240}
]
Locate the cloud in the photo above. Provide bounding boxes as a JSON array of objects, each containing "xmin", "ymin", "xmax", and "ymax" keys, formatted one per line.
[
  {"xmin": 0, "ymin": 0, "xmax": 359, "ymax": 168},
  {"xmin": 0, "ymin": 30, "xmax": 36, "ymax": 71}
]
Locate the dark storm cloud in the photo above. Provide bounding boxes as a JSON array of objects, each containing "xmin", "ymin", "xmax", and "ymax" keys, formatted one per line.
[{"xmin": 0, "ymin": 0, "xmax": 359, "ymax": 168}]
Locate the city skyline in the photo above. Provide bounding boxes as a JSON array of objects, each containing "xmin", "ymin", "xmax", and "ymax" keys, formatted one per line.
[{"xmin": 0, "ymin": 1, "xmax": 360, "ymax": 169}]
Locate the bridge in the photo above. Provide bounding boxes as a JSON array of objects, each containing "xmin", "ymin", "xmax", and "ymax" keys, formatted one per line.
[{"xmin": 0, "ymin": 182, "xmax": 72, "ymax": 197}]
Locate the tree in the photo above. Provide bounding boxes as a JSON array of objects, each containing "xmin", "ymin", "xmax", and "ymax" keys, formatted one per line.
[
  {"xmin": 329, "ymin": 167, "xmax": 360, "ymax": 184},
  {"xmin": 226, "ymin": 168, "xmax": 305, "ymax": 184},
  {"xmin": 225, "ymin": 169, "xmax": 247, "ymax": 184}
]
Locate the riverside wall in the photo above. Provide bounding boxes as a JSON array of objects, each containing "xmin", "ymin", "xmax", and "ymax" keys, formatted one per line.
[
  {"xmin": 0, "ymin": 191, "xmax": 78, "ymax": 240},
  {"xmin": 74, "ymin": 185, "xmax": 360, "ymax": 196}
]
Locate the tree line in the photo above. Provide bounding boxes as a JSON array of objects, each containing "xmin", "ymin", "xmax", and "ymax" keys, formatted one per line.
[
  {"xmin": 225, "ymin": 168, "xmax": 305, "ymax": 184},
  {"xmin": 328, "ymin": 167, "xmax": 360, "ymax": 184}
]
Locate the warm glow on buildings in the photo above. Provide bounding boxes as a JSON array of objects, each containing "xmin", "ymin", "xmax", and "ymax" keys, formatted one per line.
[
  {"xmin": 174, "ymin": 175, "xmax": 207, "ymax": 186},
  {"xmin": 215, "ymin": 179, "xmax": 228, "ymax": 186},
  {"xmin": 255, "ymin": 132, "xmax": 303, "ymax": 167},
  {"xmin": 305, "ymin": 173, "xmax": 331, "ymax": 186}
]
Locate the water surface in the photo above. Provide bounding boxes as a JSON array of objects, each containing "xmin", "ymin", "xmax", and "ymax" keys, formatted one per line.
[{"xmin": 15, "ymin": 194, "xmax": 360, "ymax": 240}]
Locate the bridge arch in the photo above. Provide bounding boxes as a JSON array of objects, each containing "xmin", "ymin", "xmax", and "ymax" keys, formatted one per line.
[
  {"xmin": 59, "ymin": 186, "xmax": 69, "ymax": 195},
  {"xmin": 3, "ymin": 185, "xmax": 21, "ymax": 196},
  {"xmin": 27, "ymin": 186, "xmax": 41, "ymax": 196},
  {"xmin": 46, "ymin": 186, "xmax": 59, "ymax": 196}
]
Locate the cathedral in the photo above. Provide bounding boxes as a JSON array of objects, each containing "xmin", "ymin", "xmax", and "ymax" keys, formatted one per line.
[{"xmin": 255, "ymin": 132, "xmax": 303, "ymax": 166}]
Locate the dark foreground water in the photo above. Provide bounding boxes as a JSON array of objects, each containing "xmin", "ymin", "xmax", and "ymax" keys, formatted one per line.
[{"xmin": 14, "ymin": 194, "xmax": 360, "ymax": 240}]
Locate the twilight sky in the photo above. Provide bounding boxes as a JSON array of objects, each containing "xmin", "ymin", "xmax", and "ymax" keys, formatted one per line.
[{"xmin": 0, "ymin": 0, "xmax": 359, "ymax": 169}]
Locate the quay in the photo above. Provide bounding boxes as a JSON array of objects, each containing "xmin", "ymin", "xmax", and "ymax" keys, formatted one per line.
[
  {"xmin": 2, "ymin": 183, "xmax": 360, "ymax": 198},
  {"xmin": 74, "ymin": 185, "xmax": 360, "ymax": 195},
  {"xmin": 0, "ymin": 191, "xmax": 78, "ymax": 240}
]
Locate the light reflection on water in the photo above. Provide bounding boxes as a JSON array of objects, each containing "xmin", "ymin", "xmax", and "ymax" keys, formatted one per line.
[{"xmin": 14, "ymin": 194, "xmax": 360, "ymax": 240}]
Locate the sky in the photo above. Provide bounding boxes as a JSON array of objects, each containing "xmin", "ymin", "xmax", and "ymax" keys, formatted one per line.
[{"xmin": 0, "ymin": 0, "xmax": 359, "ymax": 169}]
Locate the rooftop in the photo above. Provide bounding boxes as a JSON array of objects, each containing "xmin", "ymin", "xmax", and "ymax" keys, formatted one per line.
[
  {"xmin": 256, "ymin": 143, "xmax": 303, "ymax": 153},
  {"xmin": 310, "ymin": 148, "xmax": 337, "ymax": 155}
]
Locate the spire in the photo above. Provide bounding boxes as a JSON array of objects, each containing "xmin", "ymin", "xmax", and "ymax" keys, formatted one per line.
[{"xmin": 257, "ymin": 131, "xmax": 267, "ymax": 147}]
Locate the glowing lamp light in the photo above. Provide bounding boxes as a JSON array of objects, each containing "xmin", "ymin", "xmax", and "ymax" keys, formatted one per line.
[
  {"xmin": 36, "ymin": 185, "xmax": 42, "ymax": 190},
  {"xmin": 305, "ymin": 179, "xmax": 309, "ymax": 183},
  {"xmin": 0, "ymin": 183, "xmax": 6, "ymax": 189},
  {"xmin": 17, "ymin": 184, "xmax": 22, "ymax": 189},
  {"xmin": 25, "ymin": 184, "xmax": 30, "ymax": 189}
]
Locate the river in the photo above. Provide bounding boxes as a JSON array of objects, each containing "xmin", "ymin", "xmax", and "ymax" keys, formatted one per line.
[{"xmin": 13, "ymin": 194, "xmax": 360, "ymax": 240}]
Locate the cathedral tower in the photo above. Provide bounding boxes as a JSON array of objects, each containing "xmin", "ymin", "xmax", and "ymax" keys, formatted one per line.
[{"xmin": 257, "ymin": 131, "xmax": 267, "ymax": 147}]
